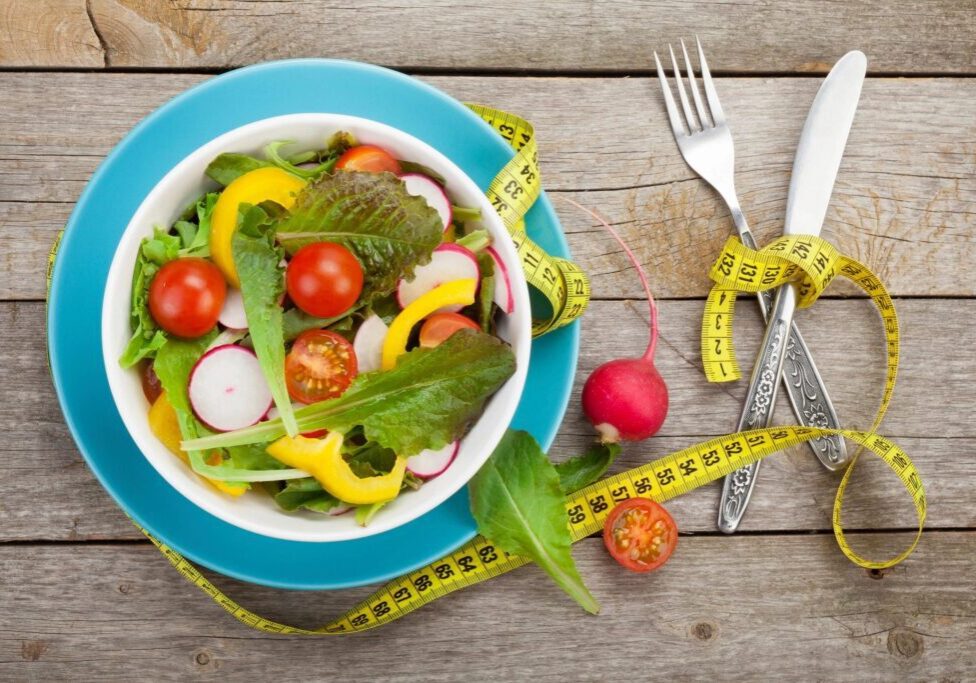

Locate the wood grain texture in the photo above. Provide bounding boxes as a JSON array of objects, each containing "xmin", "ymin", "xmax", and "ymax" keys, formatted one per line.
[
  {"xmin": 2, "ymin": 534, "xmax": 974, "ymax": 680},
  {"xmin": 7, "ymin": 0, "xmax": 976, "ymax": 73},
  {"xmin": 1, "ymin": 73, "xmax": 972, "ymax": 299},
  {"xmin": 13, "ymin": 298, "xmax": 974, "ymax": 540},
  {"xmin": 0, "ymin": 0, "xmax": 104, "ymax": 67}
]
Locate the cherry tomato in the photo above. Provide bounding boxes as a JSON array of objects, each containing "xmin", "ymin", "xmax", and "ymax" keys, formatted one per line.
[
  {"xmin": 148, "ymin": 257, "xmax": 226, "ymax": 338},
  {"xmin": 419, "ymin": 312, "xmax": 480, "ymax": 348},
  {"xmin": 335, "ymin": 145, "xmax": 402, "ymax": 174},
  {"xmin": 285, "ymin": 330, "xmax": 358, "ymax": 404},
  {"xmin": 603, "ymin": 498, "xmax": 677, "ymax": 573},
  {"xmin": 286, "ymin": 242, "xmax": 364, "ymax": 318},
  {"xmin": 141, "ymin": 362, "xmax": 162, "ymax": 403}
]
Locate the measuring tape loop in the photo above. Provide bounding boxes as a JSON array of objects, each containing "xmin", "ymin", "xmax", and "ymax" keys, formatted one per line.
[
  {"xmin": 465, "ymin": 104, "xmax": 591, "ymax": 335},
  {"xmin": 701, "ymin": 235, "xmax": 899, "ymax": 438}
]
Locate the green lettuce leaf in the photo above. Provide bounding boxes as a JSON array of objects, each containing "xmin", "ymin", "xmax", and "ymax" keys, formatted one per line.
[
  {"xmin": 274, "ymin": 478, "xmax": 343, "ymax": 513},
  {"xmin": 181, "ymin": 329, "xmax": 516, "ymax": 456},
  {"xmin": 555, "ymin": 443, "xmax": 621, "ymax": 494},
  {"xmin": 231, "ymin": 203, "xmax": 297, "ymax": 437},
  {"xmin": 275, "ymin": 171, "xmax": 443, "ymax": 305},
  {"xmin": 118, "ymin": 227, "xmax": 181, "ymax": 368},
  {"xmin": 476, "ymin": 251, "xmax": 495, "ymax": 333},
  {"xmin": 205, "ymin": 153, "xmax": 271, "ymax": 186},
  {"xmin": 470, "ymin": 430, "xmax": 599, "ymax": 614}
]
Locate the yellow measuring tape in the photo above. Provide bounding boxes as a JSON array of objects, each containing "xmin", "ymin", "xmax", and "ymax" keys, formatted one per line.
[
  {"xmin": 138, "ymin": 423, "xmax": 923, "ymax": 634},
  {"xmin": 466, "ymin": 105, "xmax": 591, "ymax": 335}
]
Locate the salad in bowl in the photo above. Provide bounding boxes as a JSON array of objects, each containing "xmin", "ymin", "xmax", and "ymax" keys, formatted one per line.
[{"xmin": 102, "ymin": 114, "xmax": 530, "ymax": 542}]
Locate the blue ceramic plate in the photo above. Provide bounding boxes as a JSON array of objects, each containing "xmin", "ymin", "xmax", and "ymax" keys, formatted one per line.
[{"xmin": 48, "ymin": 59, "xmax": 578, "ymax": 590}]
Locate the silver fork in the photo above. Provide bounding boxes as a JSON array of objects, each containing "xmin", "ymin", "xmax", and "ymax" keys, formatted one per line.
[{"xmin": 654, "ymin": 39, "xmax": 848, "ymax": 473}]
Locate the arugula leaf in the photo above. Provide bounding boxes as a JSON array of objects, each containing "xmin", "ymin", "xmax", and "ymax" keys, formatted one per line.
[
  {"xmin": 345, "ymin": 440, "xmax": 398, "ymax": 475},
  {"xmin": 476, "ymin": 252, "xmax": 495, "ymax": 333},
  {"xmin": 470, "ymin": 430, "xmax": 599, "ymax": 614},
  {"xmin": 231, "ymin": 203, "xmax": 298, "ymax": 437},
  {"xmin": 118, "ymin": 227, "xmax": 182, "ymax": 368},
  {"xmin": 555, "ymin": 443, "xmax": 621, "ymax": 494},
  {"xmin": 182, "ymin": 329, "xmax": 516, "ymax": 456},
  {"xmin": 274, "ymin": 478, "xmax": 342, "ymax": 513},
  {"xmin": 264, "ymin": 140, "xmax": 342, "ymax": 180},
  {"xmin": 205, "ymin": 153, "xmax": 271, "ymax": 186},
  {"xmin": 275, "ymin": 171, "xmax": 443, "ymax": 306}
]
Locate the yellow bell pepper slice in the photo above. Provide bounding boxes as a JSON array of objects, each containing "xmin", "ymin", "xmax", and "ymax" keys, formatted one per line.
[
  {"xmin": 210, "ymin": 167, "xmax": 306, "ymax": 286},
  {"xmin": 148, "ymin": 392, "xmax": 246, "ymax": 497},
  {"xmin": 381, "ymin": 278, "xmax": 477, "ymax": 370},
  {"xmin": 267, "ymin": 433, "xmax": 406, "ymax": 505}
]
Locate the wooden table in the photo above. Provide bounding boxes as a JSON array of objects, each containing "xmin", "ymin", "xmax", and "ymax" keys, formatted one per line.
[{"xmin": 3, "ymin": 2, "xmax": 975, "ymax": 680}]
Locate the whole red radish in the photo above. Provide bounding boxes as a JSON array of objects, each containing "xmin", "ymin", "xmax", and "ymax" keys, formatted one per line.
[{"xmin": 564, "ymin": 199, "xmax": 669, "ymax": 443}]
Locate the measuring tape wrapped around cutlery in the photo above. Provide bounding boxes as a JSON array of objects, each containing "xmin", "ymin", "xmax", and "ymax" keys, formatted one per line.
[{"xmin": 48, "ymin": 107, "xmax": 922, "ymax": 636}]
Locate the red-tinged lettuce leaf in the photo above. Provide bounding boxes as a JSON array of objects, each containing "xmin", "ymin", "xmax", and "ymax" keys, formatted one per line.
[{"xmin": 275, "ymin": 171, "xmax": 443, "ymax": 304}]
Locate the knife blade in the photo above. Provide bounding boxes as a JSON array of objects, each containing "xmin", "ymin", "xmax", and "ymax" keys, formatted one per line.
[{"xmin": 717, "ymin": 51, "xmax": 867, "ymax": 534}]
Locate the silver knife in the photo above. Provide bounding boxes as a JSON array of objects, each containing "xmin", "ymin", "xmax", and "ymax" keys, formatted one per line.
[{"xmin": 718, "ymin": 50, "xmax": 867, "ymax": 534}]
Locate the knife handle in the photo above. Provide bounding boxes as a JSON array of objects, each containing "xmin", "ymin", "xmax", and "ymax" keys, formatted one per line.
[
  {"xmin": 718, "ymin": 283, "xmax": 796, "ymax": 534},
  {"xmin": 737, "ymin": 229, "xmax": 847, "ymax": 470}
]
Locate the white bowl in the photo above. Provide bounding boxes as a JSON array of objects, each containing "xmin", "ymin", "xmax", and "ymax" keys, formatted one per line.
[{"xmin": 102, "ymin": 114, "xmax": 531, "ymax": 543}]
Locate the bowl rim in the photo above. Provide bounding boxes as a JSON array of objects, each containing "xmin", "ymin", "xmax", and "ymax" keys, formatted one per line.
[{"xmin": 100, "ymin": 111, "xmax": 531, "ymax": 543}]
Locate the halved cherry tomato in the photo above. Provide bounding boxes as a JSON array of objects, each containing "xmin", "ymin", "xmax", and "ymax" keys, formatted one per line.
[
  {"xmin": 148, "ymin": 257, "xmax": 226, "ymax": 338},
  {"xmin": 335, "ymin": 144, "xmax": 402, "ymax": 174},
  {"xmin": 419, "ymin": 312, "xmax": 480, "ymax": 348},
  {"xmin": 603, "ymin": 498, "xmax": 677, "ymax": 573},
  {"xmin": 286, "ymin": 242, "xmax": 364, "ymax": 318},
  {"xmin": 285, "ymin": 330, "xmax": 358, "ymax": 404}
]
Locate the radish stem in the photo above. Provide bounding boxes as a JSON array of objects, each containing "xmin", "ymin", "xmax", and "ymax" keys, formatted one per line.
[{"xmin": 560, "ymin": 197, "xmax": 658, "ymax": 360}]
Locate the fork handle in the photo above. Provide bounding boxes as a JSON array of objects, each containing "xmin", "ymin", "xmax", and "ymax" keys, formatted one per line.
[
  {"xmin": 736, "ymin": 227, "xmax": 847, "ymax": 470},
  {"xmin": 718, "ymin": 283, "xmax": 797, "ymax": 533}
]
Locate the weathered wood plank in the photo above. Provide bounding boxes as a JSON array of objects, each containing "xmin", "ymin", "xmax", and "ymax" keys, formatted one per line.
[
  {"xmin": 2, "ymin": 534, "xmax": 974, "ymax": 680},
  {"xmin": 0, "ymin": 0, "xmax": 103, "ymax": 67},
  {"xmin": 7, "ymin": 0, "xmax": 976, "ymax": 74},
  {"xmin": 1, "ymin": 73, "xmax": 972, "ymax": 299},
  {"xmin": 9, "ymin": 298, "xmax": 974, "ymax": 540}
]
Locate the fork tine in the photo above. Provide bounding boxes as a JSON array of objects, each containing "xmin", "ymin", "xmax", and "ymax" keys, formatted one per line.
[
  {"xmin": 681, "ymin": 38, "xmax": 711, "ymax": 128},
  {"xmin": 669, "ymin": 44, "xmax": 700, "ymax": 132},
  {"xmin": 654, "ymin": 51, "xmax": 687, "ymax": 138},
  {"xmin": 696, "ymin": 36, "xmax": 726, "ymax": 125}
]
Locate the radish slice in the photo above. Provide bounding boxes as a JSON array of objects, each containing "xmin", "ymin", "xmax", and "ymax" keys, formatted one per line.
[
  {"xmin": 218, "ymin": 288, "xmax": 248, "ymax": 329},
  {"xmin": 354, "ymin": 314, "xmax": 389, "ymax": 373},
  {"xmin": 486, "ymin": 246, "xmax": 515, "ymax": 314},
  {"xmin": 406, "ymin": 441, "xmax": 459, "ymax": 480},
  {"xmin": 397, "ymin": 244, "xmax": 479, "ymax": 312},
  {"xmin": 188, "ymin": 345, "xmax": 273, "ymax": 432},
  {"xmin": 328, "ymin": 504, "xmax": 353, "ymax": 517},
  {"xmin": 401, "ymin": 173, "xmax": 452, "ymax": 230}
]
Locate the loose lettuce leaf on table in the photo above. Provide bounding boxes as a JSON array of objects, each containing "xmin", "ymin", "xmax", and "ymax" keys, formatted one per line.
[
  {"xmin": 275, "ymin": 171, "xmax": 443, "ymax": 306},
  {"xmin": 555, "ymin": 443, "xmax": 621, "ymax": 494},
  {"xmin": 231, "ymin": 203, "xmax": 298, "ymax": 437},
  {"xmin": 470, "ymin": 430, "xmax": 599, "ymax": 614},
  {"xmin": 182, "ymin": 329, "xmax": 516, "ymax": 457}
]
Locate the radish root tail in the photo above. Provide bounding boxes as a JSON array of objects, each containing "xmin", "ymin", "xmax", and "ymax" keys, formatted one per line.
[{"xmin": 559, "ymin": 197, "xmax": 658, "ymax": 360}]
